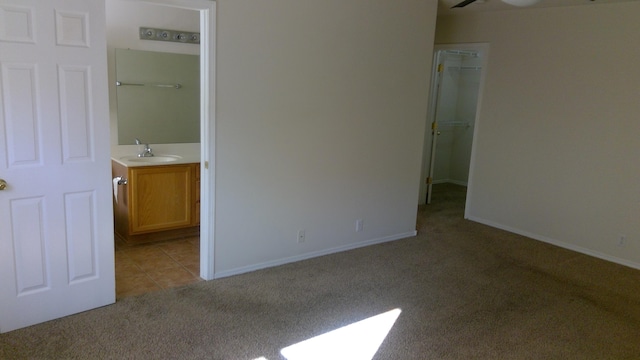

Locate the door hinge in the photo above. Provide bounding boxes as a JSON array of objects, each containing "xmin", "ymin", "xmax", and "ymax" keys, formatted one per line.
[
  {"xmin": 426, "ymin": 177, "xmax": 433, "ymax": 185},
  {"xmin": 437, "ymin": 63, "xmax": 444, "ymax": 72}
]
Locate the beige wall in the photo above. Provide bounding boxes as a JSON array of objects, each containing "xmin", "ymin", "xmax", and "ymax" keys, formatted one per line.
[
  {"xmin": 436, "ymin": 2, "xmax": 640, "ymax": 267},
  {"xmin": 214, "ymin": 0, "xmax": 437, "ymax": 275}
]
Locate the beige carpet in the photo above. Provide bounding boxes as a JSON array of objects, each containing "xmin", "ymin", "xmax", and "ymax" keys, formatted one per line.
[{"xmin": 2, "ymin": 183, "xmax": 640, "ymax": 359}]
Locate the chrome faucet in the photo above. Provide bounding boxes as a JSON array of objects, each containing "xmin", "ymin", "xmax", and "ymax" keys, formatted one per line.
[{"xmin": 135, "ymin": 138, "xmax": 154, "ymax": 157}]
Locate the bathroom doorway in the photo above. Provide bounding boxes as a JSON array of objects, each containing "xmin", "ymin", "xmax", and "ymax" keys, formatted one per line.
[
  {"xmin": 107, "ymin": 0, "xmax": 216, "ymax": 297},
  {"xmin": 422, "ymin": 43, "xmax": 488, "ymax": 206}
]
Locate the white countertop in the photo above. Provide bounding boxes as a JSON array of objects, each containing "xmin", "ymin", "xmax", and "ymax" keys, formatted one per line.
[{"xmin": 111, "ymin": 143, "xmax": 200, "ymax": 167}]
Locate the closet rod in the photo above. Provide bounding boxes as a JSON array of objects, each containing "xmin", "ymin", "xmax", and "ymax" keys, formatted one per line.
[
  {"xmin": 447, "ymin": 66, "xmax": 482, "ymax": 71},
  {"xmin": 116, "ymin": 81, "xmax": 182, "ymax": 89}
]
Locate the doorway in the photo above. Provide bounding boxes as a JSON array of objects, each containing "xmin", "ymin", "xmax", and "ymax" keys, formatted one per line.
[
  {"xmin": 422, "ymin": 44, "xmax": 488, "ymax": 207},
  {"xmin": 107, "ymin": 0, "xmax": 216, "ymax": 297}
]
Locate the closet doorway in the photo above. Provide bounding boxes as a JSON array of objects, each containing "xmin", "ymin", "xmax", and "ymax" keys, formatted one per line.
[{"xmin": 423, "ymin": 44, "xmax": 488, "ymax": 205}]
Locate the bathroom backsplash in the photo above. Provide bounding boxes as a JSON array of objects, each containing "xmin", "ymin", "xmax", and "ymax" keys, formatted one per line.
[{"xmin": 111, "ymin": 143, "xmax": 200, "ymax": 166}]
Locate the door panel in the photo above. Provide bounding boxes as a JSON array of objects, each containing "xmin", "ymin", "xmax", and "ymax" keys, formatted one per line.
[
  {"xmin": 65, "ymin": 190, "xmax": 100, "ymax": 283},
  {"xmin": 59, "ymin": 65, "xmax": 95, "ymax": 162},
  {"xmin": 10, "ymin": 196, "xmax": 47, "ymax": 295},
  {"xmin": 0, "ymin": 0, "xmax": 114, "ymax": 333},
  {"xmin": 2, "ymin": 63, "xmax": 40, "ymax": 166}
]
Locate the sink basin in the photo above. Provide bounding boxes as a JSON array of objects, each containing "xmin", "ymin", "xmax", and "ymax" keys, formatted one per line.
[{"xmin": 120, "ymin": 155, "xmax": 182, "ymax": 163}]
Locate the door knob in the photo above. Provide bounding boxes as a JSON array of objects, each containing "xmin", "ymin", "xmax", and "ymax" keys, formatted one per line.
[{"xmin": 0, "ymin": 179, "xmax": 6, "ymax": 190}]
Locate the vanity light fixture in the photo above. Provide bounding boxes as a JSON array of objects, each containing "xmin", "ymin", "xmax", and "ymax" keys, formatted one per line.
[{"xmin": 139, "ymin": 27, "xmax": 200, "ymax": 44}]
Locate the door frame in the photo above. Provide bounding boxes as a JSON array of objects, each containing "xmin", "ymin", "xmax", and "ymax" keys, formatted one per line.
[
  {"xmin": 420, "ymin": 42, "xmax": 489, "ymax": 216},
  {"xmin": 133, "ymin": 0, "xmax": 216, "ymax": 279}
]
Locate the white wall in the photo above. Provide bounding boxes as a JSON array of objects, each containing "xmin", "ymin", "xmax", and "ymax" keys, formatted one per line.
[
  {"xmin": 105, "ymin": 0, "xmax": 199, "ymax": 146},
  {"xmin": 435, "ymin": 2, "xmax": 640, "ymax": 268},
  {"xmin": 432, "ymin": 53, "xmax": 481, "ymax": 185},
  {"xmin": 449, "ymin": 54, "xmax": 481, "ymax": 184},
  {"xmin": 214, "ymin": 0, "xmax": 437, "ymax": 276},
  {"xmin": 434, "ymin": 56, "xmax": 463, "ymax": 185}
]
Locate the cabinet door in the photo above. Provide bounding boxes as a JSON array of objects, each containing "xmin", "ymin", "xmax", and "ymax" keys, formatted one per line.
[{"xmin": 129, "ymin": 165, "xmax": 192, "ymax": 234}]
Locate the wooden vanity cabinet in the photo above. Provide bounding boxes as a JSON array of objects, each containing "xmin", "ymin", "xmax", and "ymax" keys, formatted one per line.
[
  {"xmin": 194, "ymin": 164, "xmax": 200, "ymax": 226},
  {"xmin": 112, "ymin": 161, "xmax": 200, "ymax": 244}
]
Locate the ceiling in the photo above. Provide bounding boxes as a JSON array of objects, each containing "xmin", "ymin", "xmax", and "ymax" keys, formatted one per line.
[{"xmin": 438, "ymin": 0, "xmax": 639, "ymax": 16}]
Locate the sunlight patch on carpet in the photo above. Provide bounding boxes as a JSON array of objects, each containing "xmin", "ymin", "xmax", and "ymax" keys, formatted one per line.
[{"xmin": 279, "ymin": 308, "xmax": 401, "ymax": 360}]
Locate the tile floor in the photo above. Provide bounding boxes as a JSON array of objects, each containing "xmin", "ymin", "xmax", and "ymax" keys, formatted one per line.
[{"xmin": 115, "ymin": 235, "xmax": 202, "ymax": 299}]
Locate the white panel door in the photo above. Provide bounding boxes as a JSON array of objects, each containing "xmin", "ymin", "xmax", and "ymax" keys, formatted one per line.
[{"xmin": 0, "ymin": 0, "xmax": 114, "ymax": 333}]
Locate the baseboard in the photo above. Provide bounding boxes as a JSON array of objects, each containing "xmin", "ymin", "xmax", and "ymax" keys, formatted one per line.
[
  {"xmin": 433, "ymin": 179, "xmax": 468, "ymax": 186},
  {"xmin": 447, "ymin": 179, "xmax": 468, "ymax": 187},
  {"xmin": 213, "ymin": 230, "xmax": 418, "ymax": 279},
  {"xmin": 466, "ymin": 215, "xmax": 640, "ymax": 271}
]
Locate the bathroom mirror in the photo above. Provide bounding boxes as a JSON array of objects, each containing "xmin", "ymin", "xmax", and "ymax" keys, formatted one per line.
[{"xmin": 115, "ymin": 49, "xmax": 199, "ymax": 145}]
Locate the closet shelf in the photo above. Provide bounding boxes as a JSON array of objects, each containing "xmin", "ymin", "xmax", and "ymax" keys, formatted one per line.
[{"xmin": 447, "ymin": 66, "xmax": 482, "ymax": 71}]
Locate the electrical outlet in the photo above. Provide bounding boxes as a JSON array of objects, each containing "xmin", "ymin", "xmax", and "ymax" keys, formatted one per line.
[
  {"xmin": 356, "ymin": 219, "xmax": 364, "ymax": 232},
  {"xmin": 618, "ymin": 234, "xmax": 626, "ymax": 247},
  {"xmin": 297, "ymin": 230, "xmax": 306, "ymax": 243}
]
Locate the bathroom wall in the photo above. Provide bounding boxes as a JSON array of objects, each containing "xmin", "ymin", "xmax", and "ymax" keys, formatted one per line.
[
  {"xmin": 114, "ymin": 49, "xmax": 200, "ymax": 145},
  {"xmin": 105, "ymin": 0, "xmax": 200, "ymax": 147},
  {"xmin": 436, "ymin": 1, "xmax": 640, "ymax": 268}
]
